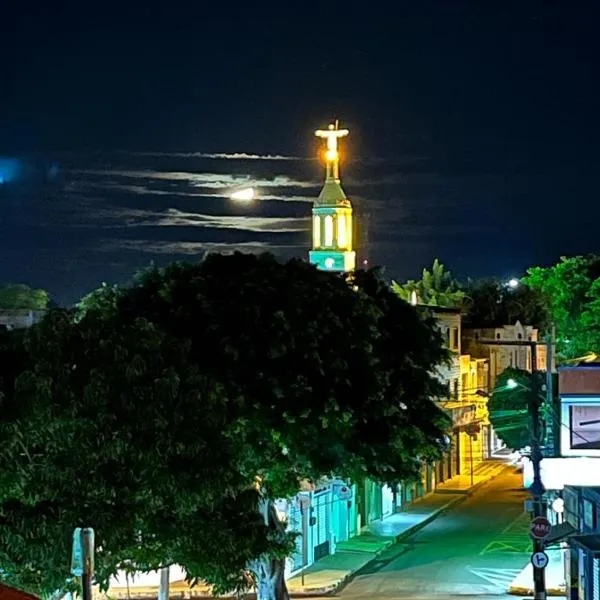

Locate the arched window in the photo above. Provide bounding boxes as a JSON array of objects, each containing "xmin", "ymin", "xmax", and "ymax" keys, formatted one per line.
[
  {"xmin": 346, "ymin": 214, "xmax": 352, "ymax": 249},
  {"xmin": 313, "ymin": 215, "xmax": 321, "ymax": 248},
  {"xmin": 337, "ymin": 214, "xmax": 347, "ymax": 248},
  {"xmin": 324, "ymin": 215, "xmax": 334, "ymax": 247}
]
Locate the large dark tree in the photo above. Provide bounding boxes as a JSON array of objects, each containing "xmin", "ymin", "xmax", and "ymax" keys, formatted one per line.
[
  {"xmin": 462, "ymin": 278, "xmax": 547, "ymax": 330},
  {"xmin": 0, "ymin": 254, "xmax": 451, "ymax": 600}
]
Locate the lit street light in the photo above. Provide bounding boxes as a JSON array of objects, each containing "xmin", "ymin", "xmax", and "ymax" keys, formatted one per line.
[
  {"xmin": 507, "ymin": 278, "xmax": 520, "ymax": 289},
  {"xmin": 506, "ymin": 378, "xmax": 518, "ymax": 390}
]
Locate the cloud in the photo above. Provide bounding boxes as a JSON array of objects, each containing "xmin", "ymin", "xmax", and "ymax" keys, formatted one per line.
[
  {"xmin": 66, "ymin": 180, "xmax": 315, "ymax": 203},
  {"xmin": 101, "ymin": 239, "xmax": 304, "ymax": 255},
  {"xmin": 69, "ymin": 169, "xmax": 316, "ymax": 189},
  {"xmin": 118, "ymin": 151, "xmax": 307, "ymax": 160},
  {"xmin": 105, "ymin": 207, "xmax": 308, "ymax": 233}
]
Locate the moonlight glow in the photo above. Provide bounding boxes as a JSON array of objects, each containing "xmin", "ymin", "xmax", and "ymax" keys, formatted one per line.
[{"xmin": 231, "ymin": 187, "xmax": 255, "ymax": 201}]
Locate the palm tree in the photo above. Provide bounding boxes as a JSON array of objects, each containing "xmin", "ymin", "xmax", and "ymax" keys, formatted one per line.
[{"xmin": 392, "ymin": 259, "xmax": 465, "ymax": 308}]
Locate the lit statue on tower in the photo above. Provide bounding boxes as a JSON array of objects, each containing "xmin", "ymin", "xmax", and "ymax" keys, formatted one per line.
[{"xmin": 315, "ymin": 121, "xmax": 349, "ymax": 181}]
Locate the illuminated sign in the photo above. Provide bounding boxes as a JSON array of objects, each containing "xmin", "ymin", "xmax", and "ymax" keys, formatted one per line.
[
  {"xmin": 560, "ymin": 396, "xmax": 600, "ymax": 457},
  {"xmin": 523, "ymin": 457, "xmax": 600, "ymax": 490}
]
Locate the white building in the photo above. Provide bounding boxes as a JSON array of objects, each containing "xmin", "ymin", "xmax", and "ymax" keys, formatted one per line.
[
  {"xmin": 0, "ymin": 310, "xmax": 44, "ymax": 330},
  {"xmin": 462, "ymin": 320, "xmax": 547, "ymax": 387}
]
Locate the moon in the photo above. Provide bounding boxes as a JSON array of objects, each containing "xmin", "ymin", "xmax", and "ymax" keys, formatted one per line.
[{"xmin": 230, "ymin": 187, "xmax": 255, "ymax": 201}]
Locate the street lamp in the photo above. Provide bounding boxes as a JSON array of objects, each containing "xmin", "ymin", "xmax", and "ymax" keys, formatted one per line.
[
  {"xmin": 507, "ymin": 278, "xmax": 520, "ymax": 289},
  {"xmin": 506, "ymin": 378, "xmax": 519, "ymax": 390}
]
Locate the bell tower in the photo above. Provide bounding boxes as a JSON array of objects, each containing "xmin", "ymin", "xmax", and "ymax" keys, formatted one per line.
[{"xmin": 309, "ymin": 121, "xmax": 356, "ymax": 273}]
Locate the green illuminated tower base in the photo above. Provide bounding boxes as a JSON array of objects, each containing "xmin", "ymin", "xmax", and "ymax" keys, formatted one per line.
[{"xmin": 309, "ymin": 250, "xmax": 356, "ymax": 272}]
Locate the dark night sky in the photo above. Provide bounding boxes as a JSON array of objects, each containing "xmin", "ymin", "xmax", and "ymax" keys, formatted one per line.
[{"xmin": 1, "ymin": 1, "xmax": 599, "ymax": 305}]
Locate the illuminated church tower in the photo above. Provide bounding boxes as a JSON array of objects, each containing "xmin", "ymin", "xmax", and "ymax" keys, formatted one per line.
[{"xmin": 309, "ymin": 121, "xmax": 356, "ymax": 273}]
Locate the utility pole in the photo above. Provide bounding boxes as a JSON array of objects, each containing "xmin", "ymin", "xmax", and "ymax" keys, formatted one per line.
[
  {"xmin": 545, "ymin": 326, "xmax": 556, "ymax": 456},
  {"xmin": 81, "ymin": 528, "xmax": 95, "ymax": 600},
  {"xmin": 479, "ymin": 339, "xmax": 547, "ymax": 600}
]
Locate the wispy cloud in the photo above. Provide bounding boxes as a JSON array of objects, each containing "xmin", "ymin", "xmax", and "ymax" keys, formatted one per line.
[
  {"xmin": 105, "ymin": 207, "xmax": 308, "ymax": 233},
  {"xmin": 66, "ymin": 180, "xmax": 315, "ymax": 203},
  {"xmin": 101, "ymin": 239, "xmax": 304, "ymax": 255},
  {"xmin": 69, "ymin": 169, "xmax": 316, "ymax": 189},
  {"xmin": 118, "ymin": 151, "xmax": 307, "ymax": 160}
]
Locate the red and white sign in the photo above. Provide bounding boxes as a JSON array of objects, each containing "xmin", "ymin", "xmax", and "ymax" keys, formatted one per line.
[{"xmin": 530, "ymin": 516, "xmax": 552, "ymax": 540}]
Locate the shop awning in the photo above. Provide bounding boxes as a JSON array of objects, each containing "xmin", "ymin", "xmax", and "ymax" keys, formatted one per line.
[
  {"xmin": 0, "ymin": 584, "xmax": 39, "ymax": 600},
  {"xmin": 544, "ymin": 521, "xmax": 578, "ymax": 545}
]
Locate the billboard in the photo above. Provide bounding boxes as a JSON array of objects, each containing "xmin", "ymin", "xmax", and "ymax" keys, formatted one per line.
[{"xmin": 561, "ymin": 396, "xmax": 600, "ymax": 456}]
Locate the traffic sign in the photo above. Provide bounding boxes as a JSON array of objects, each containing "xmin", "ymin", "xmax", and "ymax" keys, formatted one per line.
[
  {"xmin": 530, "ymin": 516, "xmax": 552, "ymax": 540},
  {"xmin": 531, "ymin": 551, "xmax": 549, "ymax": 569},
  {"xmin": 71, "ymin": 528, "xmax": 83, "ymax": 576}
]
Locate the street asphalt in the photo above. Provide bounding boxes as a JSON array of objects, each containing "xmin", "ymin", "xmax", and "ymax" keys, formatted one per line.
[{"xmin": 326, "ymin": 467, "xmax": 533, "ymax": 600}]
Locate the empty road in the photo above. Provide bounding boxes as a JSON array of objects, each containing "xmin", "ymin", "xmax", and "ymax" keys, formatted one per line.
[{"xmin": 332, "ymin": 467, "xmax": 531, "ymax": 600}]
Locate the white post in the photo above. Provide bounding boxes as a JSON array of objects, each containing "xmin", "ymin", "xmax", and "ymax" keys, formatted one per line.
[{"xmin": 158, "ymin": 566, "xmax": 170, "ymax": 600}]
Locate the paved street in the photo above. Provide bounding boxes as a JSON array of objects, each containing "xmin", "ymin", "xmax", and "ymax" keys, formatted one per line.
[{"xmin": 329, "ymin": 467, "xmax": 532, "ymax": 600}]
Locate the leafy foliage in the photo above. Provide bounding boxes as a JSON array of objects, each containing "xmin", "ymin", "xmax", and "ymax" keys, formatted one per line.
[
  {"xmin": 391, "ymin": 258, "xmax": 464, "ymax": 308},
  {"xmin": 0, "ymin": 284, "xmax": 49, "ymax": 310},
  {"xmin": 0, "ymin": 254, "xmax": 451, "ymax": 597},
  {"xmin": 462, "ymin": 278, "xmax": 548, "ymax": 329},
  {"xmin": 524, "ymin": 255, "xmax": 600, "ymax": 359},
  {"xmin": 488, "ymin": 368, "xmax": 532, "ymax": 450}
]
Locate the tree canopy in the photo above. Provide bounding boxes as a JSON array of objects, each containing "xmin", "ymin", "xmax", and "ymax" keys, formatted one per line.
[
  {"xmin": 525, "ymin": 254, "xmax": 600, "ymax": 359},
  {"xmin": 0, "ymin": 284, "xmax": 49, "ymax": 311},
  {"xmin": 0, "ymin": 254, "xmax": 451, "ymax": 599},
  {"xmin": 461, "ymin": 278, "xmax": 547, "ymax": 330},
  {"xmin": 488, "ymin": 368, "xmax": 533, "ymax": 450},
  {"xmin": 391, "ymin": 258, "xmax": 465, "ymax": 308}
]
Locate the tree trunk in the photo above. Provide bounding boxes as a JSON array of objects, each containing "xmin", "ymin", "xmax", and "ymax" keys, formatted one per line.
[
  {"xmin": 253, "ymin": 497, "xmax": 290, "ymax": 600},
  {"xmin": 255, "ymin": 556, "xmax": 289, "ymax": 600},
  {"xmin": 158, "ymin": 566, "xmax": 170, "ymax": 600}
]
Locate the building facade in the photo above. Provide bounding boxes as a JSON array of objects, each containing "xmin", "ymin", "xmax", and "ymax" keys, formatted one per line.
[{"xmin": 462, "ymin": 321, "xmax": 547, "ymax": 387}]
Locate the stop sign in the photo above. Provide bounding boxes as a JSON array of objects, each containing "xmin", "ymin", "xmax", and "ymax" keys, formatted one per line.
[{"xmin": 530, "ymin": 516, "xmax": 552, "ymax": 540}]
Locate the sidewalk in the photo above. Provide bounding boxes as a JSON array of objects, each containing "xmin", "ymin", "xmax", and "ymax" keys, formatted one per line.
[
  {"xmin": 287, "ymin": 461, "xmax": 509, "ymax": 596},
  {"xmin": 508, "ymin": 548, "xmax": 566, "ymax": 597}
]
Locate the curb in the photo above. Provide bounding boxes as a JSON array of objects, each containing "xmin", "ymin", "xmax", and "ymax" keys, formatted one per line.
[
  {"xmin": 508, "ymin": 585, "xmax": 566, "ymax": 597},
  {"xmin": 290, "ymin": 466, "xmax": 510, "ymax": 597}
]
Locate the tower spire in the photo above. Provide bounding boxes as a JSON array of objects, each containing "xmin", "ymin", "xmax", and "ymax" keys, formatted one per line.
[{"xmin": 309, "ymin": 120, "xmax": 356, "ymax": 274}]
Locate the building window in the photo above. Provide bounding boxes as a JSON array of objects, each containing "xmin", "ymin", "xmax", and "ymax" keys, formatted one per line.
[
  {"xmin": 346, "ymin": 214, "xmax": 352, "ymax": 249},
  {"xmin": 583, "ymin": 499, "xmax": 596, "ymax": 530},
  {"xmin": 446, "ymin": 328, "xmax": 451, "ymax": 346},
  {"xmin": 518, "ymin": 333, "xmax": 523, "ymax": 340},
  {"xmin": 453, "ymin": 379, "xmax": 459, "ymax": 399},
  {"xmin": 337, "ymin": 214, "xmax": 347, "ymax": 248},
  {"xmin": 313, "ymin": 216, "xmax": 321, "ymax": 248},
  {"xmin": 324, "ymin": 215, "xmax": 333, "ymax": 247},
  {"xmin": 496, "ymin": 332, "xmax": 501, "ymax": 339},
  {"xmin": 452, "ymin": 327, "xmax": 459, "ymax": 350}
]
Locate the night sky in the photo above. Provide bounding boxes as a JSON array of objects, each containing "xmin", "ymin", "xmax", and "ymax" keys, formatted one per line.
[{"xmin": 1, "ymin": 2, "xmax": 599, "ymax": 305}]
